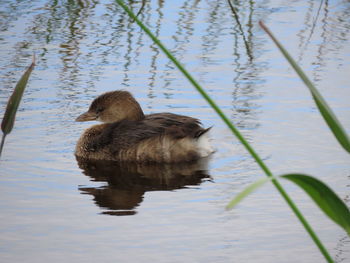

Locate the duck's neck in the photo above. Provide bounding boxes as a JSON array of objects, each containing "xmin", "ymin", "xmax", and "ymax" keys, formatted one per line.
[{"xmin": 125, "ymin": 101, "xmax": 145, "ymax": 121}]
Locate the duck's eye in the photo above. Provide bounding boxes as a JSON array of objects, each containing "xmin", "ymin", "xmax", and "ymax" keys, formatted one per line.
[{"xmin": 96, "ymin": 107, "xmax": 104, "ymax": 114}]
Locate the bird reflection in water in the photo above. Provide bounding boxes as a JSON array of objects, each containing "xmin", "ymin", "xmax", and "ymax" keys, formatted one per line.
[{"xmin": 76, "ymin": 157, "xmax": 211, "ymax": 216}]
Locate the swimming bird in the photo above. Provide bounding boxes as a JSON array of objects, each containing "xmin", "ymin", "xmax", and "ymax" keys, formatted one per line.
[{"xmin": 75, "ymin": 90, "xmax": 214, "ymax": 163}]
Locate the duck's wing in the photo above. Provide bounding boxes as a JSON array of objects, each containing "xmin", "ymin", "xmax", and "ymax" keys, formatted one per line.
[
  {"xmin": 144, "ymin": 113, "xmax": 205, "ymax": 139},
  {"xmin": 87, "ymin": 113, "xmax": 207, "ymax": 154},
  {"xmin": 89, "ymin": 120, "xmax": 161, "ymax": 152}
]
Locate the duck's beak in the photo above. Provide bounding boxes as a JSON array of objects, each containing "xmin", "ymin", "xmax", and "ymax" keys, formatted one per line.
[{"xmin": 75, "ymin": 111, "xmax": 97, "ymax": 122}]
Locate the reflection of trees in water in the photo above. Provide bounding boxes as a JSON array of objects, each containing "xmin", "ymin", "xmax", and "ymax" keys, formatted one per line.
[
  {"xmin": 1, "ymin": 0, "xmax": 349, "ymax": 137},
  {"xmin": 294, "ymin": 0, "xmax": 350, "ymax": 79},
  {"xmin": 143, "ymin": 0, "xmax": 163, "ymax": 103},
  {"xmin": 76, "ymin": 157, "xmax": 211, "ymax": 216},
  {"xmin": 334, "ymin": 234, "xmax": 350, "ymax": 263},
  {"xmin": 2, "ymin": 0, "xmax": 350, "ymax": 82},
  {"xmin": 312, "ymin": 0, "xmax": 350, "ymax": 82},
  {"xmin": 226, "ymin": 0, "xmax": 264, "ymax": 135},
  {"xmin": 334, "ymin": 193, "xmax": 350, "ymax": 262},
  {"xmin": 3, "ymin": 0, "xmax": 348, "ymax": 116}
]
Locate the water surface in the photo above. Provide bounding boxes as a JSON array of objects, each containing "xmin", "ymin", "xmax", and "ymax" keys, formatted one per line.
[{"xmin": 0, "ymin": 0, "xmax": 349, "ymax": 262}]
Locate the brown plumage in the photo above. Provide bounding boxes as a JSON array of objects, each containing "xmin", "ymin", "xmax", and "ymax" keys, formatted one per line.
[{"xmin": 75, "ymin": 90, "xmax": 214, "ymax": 163}]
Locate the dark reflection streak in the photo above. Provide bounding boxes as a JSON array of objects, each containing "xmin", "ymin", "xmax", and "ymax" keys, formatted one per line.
[
  {"xmin": 146, "ymin": 1, "xmax": 160, "ymax": 101},
  {"xmin": 228, "ymin": 1, "xmax": 260, "ymax": 135},
  {"xmin": 334, "ymin": 235, "xmax": 350, "ymax": 263},
  {"xmin": 26, "ymin": 0, "xmax": 59, "ymax": 60},
  {"xmin": 172, "ymin": 0, "xmax": 197, "ymax": 61},
  {"xmin": 59, "ymin": 2, "xmax": 83, "ymax": 83},
  {"xmin": 56, "ymin": 1, "xmax": 98, "ymax": 111},
  {"xmin": 163, "ymin": 0, "xmax": 199, "ymax": 98},
  {"xmin": 121, "ymin": 20, "xmax": 135, "ymax": 87},
  {"xmin": 246, "ymin": 0, "xmax": 254, "ymax": 62},
  {"xmin": 298, "ymin": 0, "xmax": 325, "ymax": 63},
  {"xmin": 306, "ymin": 0, "xmax": 325, "ymax": 48},
  {"xmin": 231, "ymin": 23, "xmax": 244, "ymax": 128},
  {"xmin": 153, "ymin": 0, "xmax": 166, "ymax": 100},
  {"xmin": 297, "ymin": 0, "xmax": 314, "ymax": 63},
  {"xmin": 58, "ymin": 1, "xmax": 96, "ymax": 83},
  {"xmin": 0, "ymin": 2, "xmax": 16, "ymax": 32},
  {"xmin": 129, "ymin": 0, "xmax": 148, "ymax": 67},
  {"xmin": 162, "ymin": 61, "xmax": 175, "ymax": 98},
  {"xmin": 201, "ymin": 1, "xmax": 222, "ymax": 65},
  {"xmin": 44, "ymin": 0, "xmax": 58, "ymax": 45},
  {"xmin": 134, "ymin": 14, "xmax": 145, "ymax": 67},
  {"xmin": 0, "ymin": 1, "xmax": 39, "ymax": 93},
  {"xmin": 313, "ymin": 0, "xmax": 329, "ymax": 82},
  {"xmin": 132, "ymin": 0, "xmax": 147, "ymax": 22},
  {"xmin": 120, "ymin": 1, "xmax": 144, "ymax": 87},
  {"xmin": 334, "ymin": 191, "xmax": 350, "ymax": 261},
  {"xmin": 88, "ymin": 5, "xmax": 125, "ymax": 84},
  {"xmin": 226, "ymin": 0, "xmax": 253, "ymax": 62},
  {"xmin": 77, "ymin": 0, "xmax": 87, "ymax": 7}
]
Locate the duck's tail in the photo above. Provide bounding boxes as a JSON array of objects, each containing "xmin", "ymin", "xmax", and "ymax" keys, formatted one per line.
[
  {"xmin": 195, "ymin": 127, "xmax": 215, "ymax": 157},
  {"xmin": 194, "ymin": 126, "xmax": 212, "ymax": 138}
]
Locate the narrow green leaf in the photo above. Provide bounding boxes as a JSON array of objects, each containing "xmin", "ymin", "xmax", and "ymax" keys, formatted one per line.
[
  {"xmin": 226, "ymin": 177, "xmax": 272, "ymax": 210},
  {"xmin": 1, "ymin": 56, "xmax": 35, "ymax": 135},
  {"xmin": 259, "ymin": 21, "xmax": 350, "ymax": 154},
  {"xmin": 282, "ymin": 173, "xmax": 350, "ymax": 235},
  {"xmin": 0, "ymin": 55, "xmax": 35, "ymax": 157}
]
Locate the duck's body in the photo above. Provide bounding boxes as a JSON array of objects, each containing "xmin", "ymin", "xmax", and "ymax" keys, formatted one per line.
[{"xmin": 75, "ymin": 91, "xmax": 214, "ymax": 163}]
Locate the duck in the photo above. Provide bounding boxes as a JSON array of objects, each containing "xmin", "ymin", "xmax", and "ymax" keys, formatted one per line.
[{"xmin": 75, "ymin": 90, "xmax": 214, "ymax": 163}]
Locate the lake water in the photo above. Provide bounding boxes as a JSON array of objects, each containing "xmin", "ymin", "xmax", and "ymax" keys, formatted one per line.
[{"xmin": 0, "ymin": 0, "xmax": 349, "ymax": 262}]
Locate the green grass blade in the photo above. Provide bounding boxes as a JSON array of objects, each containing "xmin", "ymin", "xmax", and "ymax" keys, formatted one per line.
[
  {"xmin": 259, "ymin": 21, "xmax": 350, "ymax": 154},
  {"xmin": 282, "ymin": 173, "xmax": 350, "ymax": 236},
  {"xmin": 1, "ymin": 56, "xmax": 35, "ymax": 135},
  {"xmin": 0, "ymin": 55, "xmax": 35, "ymax": 157},
  {"xmin": 226, "ymin": 177, "xmax": 272, "ymax": 210}
]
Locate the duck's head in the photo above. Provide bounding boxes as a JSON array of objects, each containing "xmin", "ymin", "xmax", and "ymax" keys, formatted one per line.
[{"xmin": 76, "ymin": 90, "xmax": 145, "ymax": 123}]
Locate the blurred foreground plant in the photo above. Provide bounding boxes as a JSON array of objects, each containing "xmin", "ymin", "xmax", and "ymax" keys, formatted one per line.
[
  {"xmin": 0, "ymin": 55, "xmax": 35, "ymax": 158},
  {"xmin": 227, "ymin": 21, "xmax": 350, "ymax": 234},
  {"xmin": 115, "ymin": 1, "xmax": 349, "ymax": 262}
]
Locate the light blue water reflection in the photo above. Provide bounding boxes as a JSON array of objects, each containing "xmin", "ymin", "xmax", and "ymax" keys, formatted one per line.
[{"xmin": 0, "ymin": 0, "xmax": 349, "ymax": 262}]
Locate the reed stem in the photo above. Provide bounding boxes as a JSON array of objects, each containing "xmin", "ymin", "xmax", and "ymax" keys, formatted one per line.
[{"xmin": 0, "ymin": 135, "xmax": 6, "ymax": 158}]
